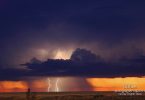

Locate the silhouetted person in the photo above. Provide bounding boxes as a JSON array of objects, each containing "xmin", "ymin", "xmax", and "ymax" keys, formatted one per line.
[{"xmin": 26, "ymin": 88, "xmax": 31, "ymax": 100}]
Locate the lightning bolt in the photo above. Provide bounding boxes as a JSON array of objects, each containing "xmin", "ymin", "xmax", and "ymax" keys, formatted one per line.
[
  {"xmin": 47, "ymin": 78, "xmax": 51, "ymax": 92},
  {"xmin": 55, "ymin": 78, "xmax": 60, "ymax": 92},
  {"xmin": 47, "ymin": 78, "xmax": 61, "ymax": 92}
]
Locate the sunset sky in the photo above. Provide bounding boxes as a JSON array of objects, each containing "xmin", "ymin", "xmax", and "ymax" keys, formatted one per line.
[{"xmin": 0, "ymin": 0, "xmax": 145, "ymax": 92}]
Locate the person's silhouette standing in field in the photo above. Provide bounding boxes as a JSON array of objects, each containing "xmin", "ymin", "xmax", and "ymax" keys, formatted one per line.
[{"xmin": 26, "ymin": 88, "xmax": 31, "ymax": 100}]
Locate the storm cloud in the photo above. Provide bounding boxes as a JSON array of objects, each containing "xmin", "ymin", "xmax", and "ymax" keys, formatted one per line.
[
  {"xmin": 22, "ymin": 48, "xmax": 145, "ymax": 78},
  {"xmin": 0, "ymin": 48, "xmax": 145, "ymax": 80},
  {"xmin": 0, "ymin": 0, "xmax": 145, "ymax": 67},
  {"xmin": 0, "ymin": 0, "xmax": 145, "ymax": 80}
]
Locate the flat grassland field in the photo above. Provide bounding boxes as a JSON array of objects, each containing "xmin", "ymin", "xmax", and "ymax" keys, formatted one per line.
[{"xmin": 0, "ymin": 92, "xmax": 145, "ymax": 100}]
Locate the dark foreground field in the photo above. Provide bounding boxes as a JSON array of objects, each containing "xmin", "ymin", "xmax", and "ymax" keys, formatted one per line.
[{"xmin": 0, "ymin": 92, "xmax": 145, "ymax": 100}]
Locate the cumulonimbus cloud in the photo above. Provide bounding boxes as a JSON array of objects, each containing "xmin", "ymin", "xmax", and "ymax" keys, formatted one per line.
[{"xmin": 0, "ymin": 48, "xmax": 145, "ymax": 81}]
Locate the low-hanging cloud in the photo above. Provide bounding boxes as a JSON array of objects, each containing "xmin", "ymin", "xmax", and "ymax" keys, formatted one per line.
[
  {"xmin": 22, "ymin": 48, "xmax": 145, "ymax": 78},
  {"xmin": 0, "ymin": 48, "xmax": 145, "ymax": 81}
]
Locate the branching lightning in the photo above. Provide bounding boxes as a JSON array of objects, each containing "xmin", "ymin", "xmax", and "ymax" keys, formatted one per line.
[
  {"xmin": 47, "ymin": 78, "xmax": 51, "ymax": 92},
  {"xmin": 55, "ymin": 78, "xmax": 60, "ymax": 92},
  {"xmin": 47, "ymin": 78, "xmax": 61, "ymax": 92}
]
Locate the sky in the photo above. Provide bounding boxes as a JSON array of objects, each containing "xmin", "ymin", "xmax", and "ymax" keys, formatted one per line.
[{"xmin": 0, "ymin": 0, "xmax": 145, "ymax": 92}]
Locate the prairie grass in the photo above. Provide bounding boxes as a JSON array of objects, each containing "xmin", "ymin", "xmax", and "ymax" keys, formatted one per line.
[{"xmin": 0, "ymin": 92, "xmax": 145, "ymax": 100}]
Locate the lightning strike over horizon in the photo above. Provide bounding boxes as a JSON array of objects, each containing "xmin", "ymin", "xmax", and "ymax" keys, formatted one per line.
[
  {"xmin": 55, "ymin": 78, "xmax": 60, "ymax": 92},
  {"xmin": 47, "ymin": 78, "xmax": 61, "ymax": 92},
  {"xmin": 47, "ymin": 78, "xmax": 51, "ymax": 92}
]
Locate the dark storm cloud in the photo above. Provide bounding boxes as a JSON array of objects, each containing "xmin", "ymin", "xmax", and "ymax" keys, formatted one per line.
[
  {"xmin": 0, "ymin": 67, "xmax": 27, "ymax": 80},
  {"xmin": 70, "ymin": 48, "xmax": 102, "ymax": 63},
  {"xmin": 21, "ymin": 48, "xmax": 145, "ymax": 78},
  {"xmin": 0, "ymin": 48, "xmax": 145, "ymax": 80},
  {"xmin": 0, "ymin": 0, "xmax": 145, "ymax": 78}
]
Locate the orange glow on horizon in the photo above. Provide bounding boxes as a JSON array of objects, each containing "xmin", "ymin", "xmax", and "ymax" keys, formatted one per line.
[
  {"xmin": 0, "ymin": 81, "xmax": 28, "ymax": 92},
  {"xmin": 1, "ymin": 77, "xmax": 145, "ymax": 92},
  {"xmin": 86, "ymin": 77, "xmax": 145, "ymax": 91},
  {"xmin": 30, "ymin": 79, "xmax": 48, "ymax": 92}
]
